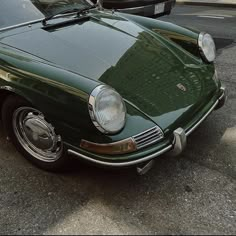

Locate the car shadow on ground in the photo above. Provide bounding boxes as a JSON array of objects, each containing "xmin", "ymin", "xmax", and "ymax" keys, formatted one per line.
[{"xmin": 0, "ymin": 95, "xmax": 234, "ymax": 234}]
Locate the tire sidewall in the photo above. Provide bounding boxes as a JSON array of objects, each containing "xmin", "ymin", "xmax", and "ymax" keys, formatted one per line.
[{"xmin": 2, "ymin": 95, "xmax": 68, "ymax": 171}]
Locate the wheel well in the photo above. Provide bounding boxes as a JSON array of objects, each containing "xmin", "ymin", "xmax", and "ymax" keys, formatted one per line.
[{"xmin": 0, "ymin": 90, "xmax": 18, "ymax": 120}]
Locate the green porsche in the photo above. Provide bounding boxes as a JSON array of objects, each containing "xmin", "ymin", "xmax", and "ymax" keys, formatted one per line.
[{"xmin": 0, "ymin": 0, "xmax": 226, "ymax": 174}]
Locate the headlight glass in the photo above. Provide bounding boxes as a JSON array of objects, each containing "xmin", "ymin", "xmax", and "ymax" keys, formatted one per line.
[
  {"xmin": 198, "ymin": 32, "xmax": 216, "ymax": 63},
  {"xmin": 89, "ymin": 85, "xmax": 126, "ymax": 134}
]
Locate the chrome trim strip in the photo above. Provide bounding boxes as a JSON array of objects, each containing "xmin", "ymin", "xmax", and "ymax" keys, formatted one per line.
[
  {"xmin": 186, "ymin": 99, "xmax": 218, "ymax": 136},
  {"xmin": 88, "ymin": 85, "xmax": 126, "ymax": 134},
  {"xmin": 0, "ymin": 19, "xmax": 44, "ymax": 32},
  {"xmin": 68, "ymin": 144, "xmax": 173, "ymax": 167},
  {"xmin": 135, "ymin": 132, "xmax": 161, "ymax": 144},
  {"xmin": 132, "ymin": 126, "xmax": 164, "ymax": 149},
  {"xmin": 88, "ymin": 85, "xmax": 108, "ymax": 134},
  {"xmin": 219, "ymin": 88, "xmax": 226, "ymax": 100},
  {"xmin": 132, "ymin": 126, "xmax": 163, "ymax": 139},
  {"xmin": 68, "ymin": 89, "xmax": 225, "ymax": 167},
  {"xmin": 0, "ymin": 85, "xmax": 15, "ymax": 92},
  {"xmin": 136, "ymin": 138, "xmax": 162, "ymax": 150},
  {"xmin": 186, "ymin": 89, "xmax": 224, "ymax": 136},
  {"xmin": 198, "ymin": 32, "xmax": 216, "ymax": 63}
]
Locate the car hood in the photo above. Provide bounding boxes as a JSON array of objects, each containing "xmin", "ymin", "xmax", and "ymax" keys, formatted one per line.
[
  {"xmin": 1, "ymin": 13, "xmax": 217, "ymax": 131},
  {"xmin": 2, "ymin": 14, "xmax": 147, "ymax": 80}
]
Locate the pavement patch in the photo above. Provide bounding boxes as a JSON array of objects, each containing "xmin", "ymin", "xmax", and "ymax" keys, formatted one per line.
[{"xmin": 214, "ymin": 38, "xmax": 235, "ymax": 50}]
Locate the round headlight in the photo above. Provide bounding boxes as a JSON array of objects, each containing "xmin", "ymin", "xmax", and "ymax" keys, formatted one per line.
[
  {"xmin": 198, "ymin": 32, "xmax": 216, "ymax": 63},
  {"xmin": 88, "ymin": 85, "xmax": 126, "ymax": 134}
]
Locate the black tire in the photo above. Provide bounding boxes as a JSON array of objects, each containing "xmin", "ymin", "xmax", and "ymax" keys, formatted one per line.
[{"xmin": 2, "ymin": 95, "xmax": 68, "ymax": 171}]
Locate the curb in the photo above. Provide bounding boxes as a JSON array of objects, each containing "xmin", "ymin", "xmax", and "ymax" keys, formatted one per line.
[{"xmin": 176, "ymin": 0, "xmax": 236, "ymax": 8}]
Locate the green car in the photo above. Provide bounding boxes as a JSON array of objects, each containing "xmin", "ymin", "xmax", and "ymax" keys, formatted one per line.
[{"xmin": 0, "ymin": 0, "xmax": 226, "ymax": 174}]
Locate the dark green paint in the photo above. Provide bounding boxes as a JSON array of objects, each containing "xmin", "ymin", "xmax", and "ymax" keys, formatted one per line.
[{"xmin": 0, "ymin": 9, "xmax": 221, "ymax": 162}]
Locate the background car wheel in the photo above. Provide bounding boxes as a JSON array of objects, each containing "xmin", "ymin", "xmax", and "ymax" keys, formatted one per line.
[{"xmin": 2, "ymin": 95, "xmax": 68, "ymax": 171}]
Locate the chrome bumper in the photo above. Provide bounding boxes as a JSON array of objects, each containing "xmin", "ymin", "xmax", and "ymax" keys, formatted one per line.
[{"xmin": 68, "ymin": 88, "xmax": 226, "ymax": 168}]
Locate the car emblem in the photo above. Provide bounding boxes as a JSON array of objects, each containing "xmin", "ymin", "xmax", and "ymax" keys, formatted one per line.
[{"xmin": 177, "ymin": 83, "xmax": 187, "ymax": 92}]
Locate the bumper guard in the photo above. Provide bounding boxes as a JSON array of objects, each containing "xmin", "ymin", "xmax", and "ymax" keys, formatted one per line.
[{"xmin": 68, "ymin": 87, "xmax": 226, "ymax": 169}]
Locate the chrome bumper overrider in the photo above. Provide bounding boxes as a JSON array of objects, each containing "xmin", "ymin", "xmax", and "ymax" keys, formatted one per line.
[{"xmin": 68, "ymin": 88, "xmax": 226, "ymax": 168}]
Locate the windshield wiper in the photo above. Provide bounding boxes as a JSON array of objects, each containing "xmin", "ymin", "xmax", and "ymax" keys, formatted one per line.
[{"xmin": 42, "ymin": 5, "xmax": 97, "ymax": 26}]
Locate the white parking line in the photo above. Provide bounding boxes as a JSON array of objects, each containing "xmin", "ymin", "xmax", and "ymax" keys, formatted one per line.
[
  {"xmin": 197, "ymin": 15, "xmax": 225, "ymax": 19},
  {"xmin": 176, "ymin": 13, "xmax": 234, "ymax": 18}
]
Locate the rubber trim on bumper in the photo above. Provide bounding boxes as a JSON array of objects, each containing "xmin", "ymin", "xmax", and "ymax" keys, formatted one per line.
[{"xmin": 68, "ymin": 88, "xmax": 226, "ymax": 167}]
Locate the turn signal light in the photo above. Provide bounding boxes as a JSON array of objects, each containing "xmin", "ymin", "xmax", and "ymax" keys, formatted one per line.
[{"xmin": 80, "ymin": 138, "xmax": 137, "ymax": 155}]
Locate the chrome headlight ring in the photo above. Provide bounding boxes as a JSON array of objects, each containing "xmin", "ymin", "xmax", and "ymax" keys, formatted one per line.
[
  {"xmin": 198, "ymin": 32, "xmax": 216, "ymax": 63},
  {"xmin": 88, "ymin": 85, "xmax": 126, "ymax": 134}
]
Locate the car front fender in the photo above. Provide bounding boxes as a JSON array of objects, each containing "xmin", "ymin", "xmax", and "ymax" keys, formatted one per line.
[{"xmin": 117, "ymin": 12, "xmax": 202, "ymax": 59}]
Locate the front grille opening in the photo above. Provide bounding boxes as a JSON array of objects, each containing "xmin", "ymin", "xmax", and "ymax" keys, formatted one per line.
[{"xmin": 133, "ymin": 126, "xmax": 164, "ymax": 150}]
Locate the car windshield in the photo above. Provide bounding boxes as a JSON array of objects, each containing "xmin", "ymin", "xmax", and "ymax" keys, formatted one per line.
[{"xmin": 0, "ymin": 0, "xmax": 93, "ymax": 29}]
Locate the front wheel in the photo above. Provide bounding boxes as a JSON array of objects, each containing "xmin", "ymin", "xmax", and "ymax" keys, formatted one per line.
[{"xmin": 2, "ymin": 95, "xmax": 68, "ymax": 171}]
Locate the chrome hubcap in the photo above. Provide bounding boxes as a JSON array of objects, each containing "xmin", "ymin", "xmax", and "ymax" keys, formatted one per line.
[{"xmin": 13, "ymin": 107, "xmax": 63, "ymax": 162}]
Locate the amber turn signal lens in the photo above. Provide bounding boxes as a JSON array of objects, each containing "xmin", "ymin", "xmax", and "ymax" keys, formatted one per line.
[{"xmin": 80, "ymin": 138, "xmax": 137, "ymax": 155}]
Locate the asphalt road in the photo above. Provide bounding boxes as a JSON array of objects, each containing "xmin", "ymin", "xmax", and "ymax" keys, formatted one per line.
[{"xmin": 0, "ymin": 5, "xmax": 236, "ymax": 235}]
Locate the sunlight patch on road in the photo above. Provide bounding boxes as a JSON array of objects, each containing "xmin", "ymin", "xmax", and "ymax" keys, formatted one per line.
[{"xmin": 221, "ymin": 126, "xmax": 236, "ymax": 146}]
